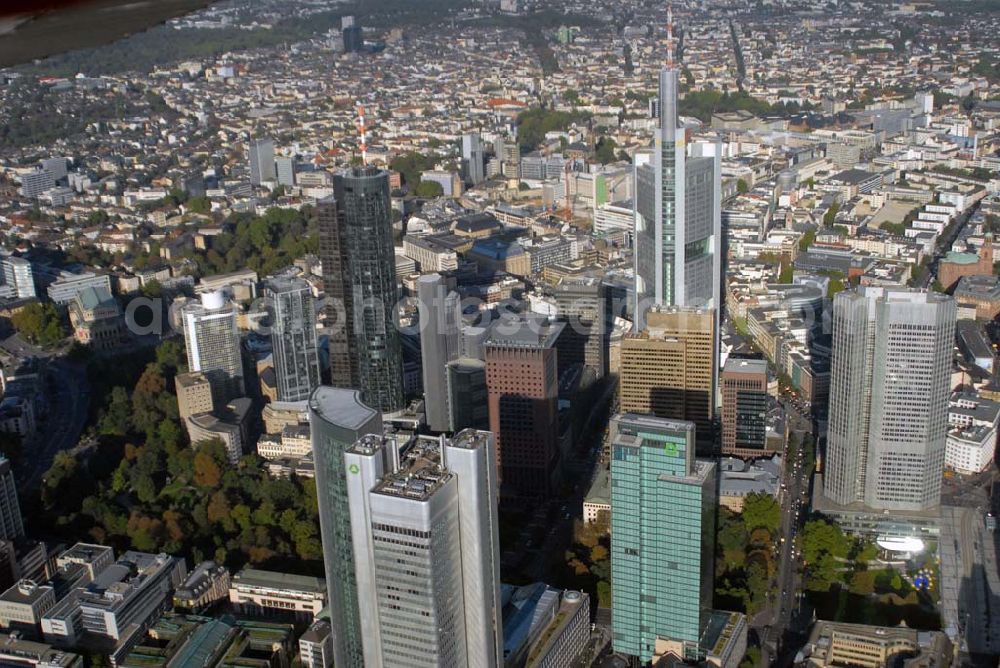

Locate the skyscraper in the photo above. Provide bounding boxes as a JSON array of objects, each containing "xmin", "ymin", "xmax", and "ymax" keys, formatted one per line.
[
  {"xmin": 610, "ymin": 413, "xmax": 716, "ymax": 663},
  {"xmin": 267, "ymin": 277, "xmax": 321, "ymax": 402},
  {"xmin": 342, "ymin": 15, "xmax": 363, "ymax": 53},
  {"xmin": 2, "ymin": 257, "xmax": 35, "ymax": 299},
  {"xmin": 182, "ymin": 291, "xmax": 244, "ymax": 406},
  {"xmin": 0, "ymin": 456, "xmax": 24, "ymax": 541},
  {"xmin": 318, "ymin": 168, "xmax": 406, "ymax": 413},
  {"xmin": 275, "ymin": 156, "xmax": 296, "ymax": 187},
  {"xmin": 249, "ymin": 138, "xmax": 275, "ymax": 186},
  {"xmin": 720, "ymin": 358, "xmax": 771, "ymax": 459},
  {"xmin": 344, "ymin": 430, "xmax": 502, "ymax": 667},
  {"xmin": 309, "ymin": 387, "xmax": 383, "ymax": 668},
  {"xmin": 462, "ymin": 133, "xmax": 485, "ymax": 186},
  {"xmin": 619, "ymin": 306, "xmax": 716, "ymax": 453},
  {"xmin": 553, "ymin": 276, "xmax": 609, "ymax": 380},
  {"xmin": 340, "ymin": 166, "xmax": 405, "ymax": 413},
  {"xmin": 317, "ymin": 195, "xmax": 357, "ymax": 389},
  {"xmin": 824, "ymin": 287, "xmax": 956, "ymax": 512},
  {"xmin": 633, "ymin": 9, "xmax": 721, "ymax": 329},
  {"xmin": 484, "ymin": 316, "xmax": 564, "ymax": 498},
  {"xmin": 418, "ymin": 273, "xmax": 462, "ymax": 432}
]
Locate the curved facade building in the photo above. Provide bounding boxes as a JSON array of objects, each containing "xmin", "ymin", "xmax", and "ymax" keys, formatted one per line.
[
  {"xmin": 309, "ymin": 387, "xmax": 382, "ymax": 668},
  {"xmin": 321, "ymin": 167, "xmax": 405, "ymax": 413}
]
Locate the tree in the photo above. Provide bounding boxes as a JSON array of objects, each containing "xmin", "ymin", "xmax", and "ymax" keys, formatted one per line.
[
  {"xmin": 141, "ymin": 280, "xmax": 163, "ymax": 299},
  {"xmin": 823, "ymin": 202, "xmax": 840, "ymax": 227},
  {"xmin": 595, "ymin": 136, "xmax": 617, "ymax": 164},
  {"xmin": 742, "ymin": 493, "xmax": 781, "ymax": 534},
  {"xmin": 186, "ymin": 196, "xmax": 211, "ymax": 214},
  {"xmin": 849, "ymin": 569, "xmax": 876, "ymax": 595},
  {"xmin": 737, "ymin": 179, "xmax": 749, "ymax": 194},
  {"xmin": 155, "ymin": 339, "xmax": 186, "ymax": 373},
  {"xmin": 802, "ymin": 519, "xmax": 850, "ymax": 591},
  {"xmin": 778, "ymin": 262, "xmax": 794, "ymax": 284},
  {"xmin": 414, "ymin": 180, "xmax": 444, "ymax": 198},
  {"xmin": 388, "ymin": 152, "xmax": 436, "ymax": 188},
  {"xmin": 11, "ymin": 302, "xmax": 66, "ymax": 347},
  {"xmin": 132, "ymin": 364, "xmax": 172, "ymax": 435},
  {"xmin": 880, "ymin": 221, "xmax": 907, "ymax": 236},
  {"xmin": 827, "ymin": 275, "xmax": 845, "ymax": 298},
  {"xmin": 194, "ymin": 450, "xmax": 222, "ymax": 488},
  {"xmin": 98, "ymin": 386, "xmax": 132, "ymax": 437},
  {"xmin": 516, "ymin": 107, "xmax": 591, "ymax": 152},
  {"xmin": 798, "ymin": 228, "xmax": 816, "ymax": 251},
  {"xmin": 740, "ymin": 645, "xmax": 762, "ymax": 668}
]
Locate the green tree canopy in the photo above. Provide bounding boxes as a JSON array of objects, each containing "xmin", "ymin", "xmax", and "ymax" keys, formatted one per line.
[
  {"xmin": 414, "ymin": 180, "xmax": 444, "ymax": 198},
  {"xmin": 742, "ymin": 493, "xmax": 780, "ymax": 534},
  {"xmin": 11, "ymin": 302, "xmax": 66, "ymax": 347}
]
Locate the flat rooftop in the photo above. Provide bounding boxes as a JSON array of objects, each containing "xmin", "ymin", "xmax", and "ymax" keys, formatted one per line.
[
  {"xmin": 372, "ymin": 436, "xmax": 452, "ymax": 502},
  {"xmin": 231, "ymin": 568, "xmax": 325, "ymax": 594}
]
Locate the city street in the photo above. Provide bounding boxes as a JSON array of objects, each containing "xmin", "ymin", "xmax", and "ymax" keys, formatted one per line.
[
  {"xmin": 0, "ymin": 334, "xmax": 91, "ymax": 489},
  {"xmin": 758, "ymin": 394, "xmax": 814, "ymax": 667}
]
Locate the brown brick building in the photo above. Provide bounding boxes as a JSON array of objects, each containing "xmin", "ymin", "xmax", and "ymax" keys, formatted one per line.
[
  {"xmin": 938, "ymin": 236, "xmax": 993, "ymax": 291},
  {"xmin": 485, "ymin": 316, "xmax": 564, "ymax": 498},
  {"xmin": 721, "ymin": 358, "xmax": 772, "ymax": 459}
]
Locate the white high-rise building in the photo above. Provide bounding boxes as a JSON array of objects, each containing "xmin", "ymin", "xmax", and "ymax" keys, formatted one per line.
[
  {"xmin": 275, "ymin": 156, "xmax": 296, "ymax": 187},
  {"xmin": 824, "ymin": 287, "xmax": 956, "ymax": 512},
  {"xmin": 182, "ymin": 291, "xmax": 244, "ymax": 406},
  {"xmin": 2, "ymin": 257, "xmax": 35, "ymax": 299},
  {"xmin": 462, "ymin": 133, "xmax": 485, "ymax": 186},
  {"xmin": 344, "ymin": 430, "xmax": 502, "ymax": 668},
  {"xmin": 267, "ymin": 278, "xmax": 321, "ymax": 402}
]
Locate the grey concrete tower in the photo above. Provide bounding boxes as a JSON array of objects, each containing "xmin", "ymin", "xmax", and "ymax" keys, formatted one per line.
[{"xmin": 418, "ymin": 273, "xmax": 462, "ymax": 432}]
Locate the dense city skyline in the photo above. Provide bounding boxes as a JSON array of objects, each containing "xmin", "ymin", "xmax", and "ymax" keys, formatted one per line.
[{"xmin": 0, "ymin": 0, "xmax": 996, "ymax": 666}]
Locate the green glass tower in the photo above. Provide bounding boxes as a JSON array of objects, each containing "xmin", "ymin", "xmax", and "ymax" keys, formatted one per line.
[
  {"xmin": 610, "ymin": 413, "xmax": 716, "ymax": 663},
  {"xmin": 309, "ymin": 386, "xmax": 383, "ymax": 668}
]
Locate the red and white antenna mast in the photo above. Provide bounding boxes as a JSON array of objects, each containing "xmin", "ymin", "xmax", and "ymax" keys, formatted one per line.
[
  {"xmin": 666, "ymin": 2, "xmax": 675, "ymax": 71},
  {"xmin": 356, "ymin": 102, "xmax": 368, "ymax": 166}
]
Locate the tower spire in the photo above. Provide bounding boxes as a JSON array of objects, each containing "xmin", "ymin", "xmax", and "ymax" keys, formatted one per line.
[
  {"xmin": 356, "ymin": 102, "xmax": 368, "ymax": 166},
  {"xmin": 667, "ymin": 2, "xmax": 675, "ymax": 70}
]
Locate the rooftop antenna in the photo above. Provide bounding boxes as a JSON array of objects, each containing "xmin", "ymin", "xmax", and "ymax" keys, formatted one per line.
[
  {"xmin": 356, "ymin": 102, "xmax": 368, "ymax": 166},
  {"xmin": 667, "ymin": 2, "xmax": 675, "ymax": 71}
]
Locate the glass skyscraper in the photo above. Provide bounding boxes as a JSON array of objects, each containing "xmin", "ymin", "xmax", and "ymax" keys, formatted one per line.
[
  {"xmin": 633, "ymin": 44, "xmax": 721, "ymax": 329},
  {"xmin": 824, "ymin": 287, "xmax": 955, "ymax": 511},
  {"xmin": 319, "ymin": 167, "xmax": 405, "ymax": 413},
  {"xmin": 610, "ymin": 413, "xmax": 716, "ymax": 663},
  {"xmin": 267, "ymin": 277, "xmax": 321, "ymax": 402},
  {"xmin": 248, "ymin": 138, "xmax": 275, "ymax": 186},
  {"xmin": 309, "ymin": 387, "xmax": 383, "ymax": 668}
]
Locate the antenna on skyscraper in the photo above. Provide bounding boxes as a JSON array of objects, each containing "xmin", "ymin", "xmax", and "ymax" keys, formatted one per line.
[
  {"xmin": 356, "ymin": 103, "xmax": 368, "ymax": 166},
  {"xmin": 667, "ymin": 2, "xmax": 675, "ymax": 71}
]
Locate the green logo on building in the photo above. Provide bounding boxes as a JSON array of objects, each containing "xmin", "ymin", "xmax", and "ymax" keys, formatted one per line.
[
  {"xmin": 348, "ymin": 463, "xmax": 360, "ymax": 474},
  {"xmin": 664, "ymin": 442, "xmax": 678, "ymax": 457}
]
